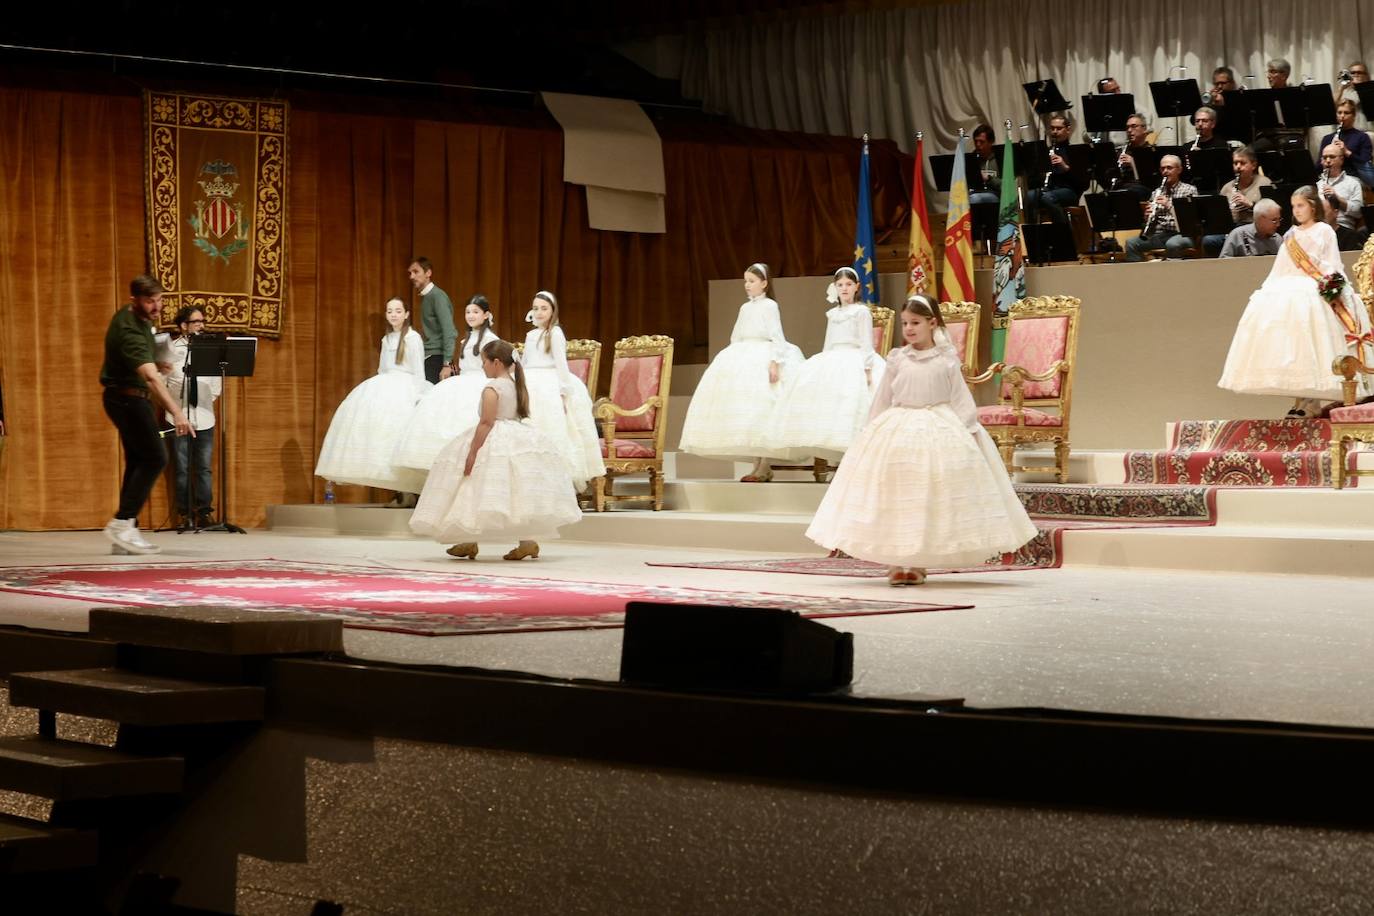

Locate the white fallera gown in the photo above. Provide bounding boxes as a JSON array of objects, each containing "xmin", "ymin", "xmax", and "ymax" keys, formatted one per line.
[
  {"xmin": 392, "ymin": 328, "xmax": 501, "ymax": 472},
  {"xmin": 410, "ymin": 376, "xmax": 582, "ymax": 543},
  {"xmin": 767, "ymin": 303, "xmax": 885, "ymax": 461},
  {"xmin": 1219, "ymin": 222, "xmax": 1373, "ymax": 400},
  {"xmin": 678, "ymin": 295, "xmax": 805, "ymax": 460},
  {"xmin": 315, "ymin": 329, "xmax": 432, "ymax": 492},
  {"xmin": 519, "ymin": 326, "xmax": 606, "ymax": 488},
  {"xmin": 806, "ymin": 340, "xmax": 1038, "ymax": 569}
]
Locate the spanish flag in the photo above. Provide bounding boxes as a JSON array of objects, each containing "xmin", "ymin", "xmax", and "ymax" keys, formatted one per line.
[
  {"xmin": 907, "ymin": 134, "xmax": 937, "ymax": 297},
  {"xmin": 940, "ymin": 135, "xmax": 975, "ymax": 303}
]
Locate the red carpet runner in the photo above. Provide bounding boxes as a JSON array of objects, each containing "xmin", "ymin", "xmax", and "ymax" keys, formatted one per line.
[
  {"xmin": 1124, "ymin": 419, "xmax": 1343, "ymax": 487},
  {"xmin": 0, "ymin": 559, "xmax": 970, "ymax": 636}
]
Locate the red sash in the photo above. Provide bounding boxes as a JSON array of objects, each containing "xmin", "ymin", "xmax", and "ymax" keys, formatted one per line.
[{"xmin": 1285, "ymin": 234, "xmax": 1373, "ymax": 349}]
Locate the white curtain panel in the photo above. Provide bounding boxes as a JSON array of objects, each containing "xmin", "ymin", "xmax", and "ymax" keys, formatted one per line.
[{"xmin": 681, "ymin": 1, "xmax": 1374, "ymax": 154}]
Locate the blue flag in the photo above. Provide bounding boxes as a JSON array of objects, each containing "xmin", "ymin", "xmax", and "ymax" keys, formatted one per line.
[{"xmin": 853, "ymin": 135, "xmax": 879, "ymax": 304}]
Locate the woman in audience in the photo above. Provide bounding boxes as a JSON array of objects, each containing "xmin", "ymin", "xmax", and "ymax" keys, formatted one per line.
[
  {"xmin": 678, "ymin": 262, "xmax": 804, "ymax": 481},
  {"xmin": 411, "ymin": 340, "xmax": 581, "ymax": 561},
  {"xmin": 766, "ymin": 266, "xmax": 883, "ymax": 463},
  {"xmin": 394, "ymin": 295, "xmax": 502, "ymax": 474},
  {"xmin": 1219, "ymin": 185, "xmax": 1373, "ymax": 416},
  {"xmin": 807, "ymin": 295, "xmax": 1036, "ymax": 587},
  {"xmin": 315, "ymin": 298, "xmax": 431, "ymax": 499},
  {"xmin": 518, "ymin": 290, "xmax": 605, "ymax": 489}
]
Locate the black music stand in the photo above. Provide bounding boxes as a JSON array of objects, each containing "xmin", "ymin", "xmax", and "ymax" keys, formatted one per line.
[
  {"xmin": 1355, "ymin": 84, "xmax": 1374, "ymax": 122},
  {"xmin": 1174, "ymin": 196, "xmax": 1234, "ymax": 255},
  {"xmin": 1186, "ymin": 147, "xmax": 1234, "ymax": 193},
  {"xmin": 1301, "ymin": 85, "xmax": 1338, "ymax": 130},
  {"xmin": 1149, "ymin": 79, "xmax": 1202, "ymax": 137},
  {"xmin": 1258, "ymin": 148, "xmax": 1317, "ymax": 185},
  {"xmin": 1023, "ymin": 222, "xmax": 1077, "ymax": 263},
  {"xmin": 1084, "ymin": 191, "xmax": 1145, "ymax": 261},
  {"xmin": 187, "ymin": 335, "xmax": 256, "ymax": 535},
  {"xmin": 1082, "ymin": 93, "xmax": 1136, "ymax": 140},
  {"xmin": 1024, "ymin": 79, "xmax": 1071, "ymax": 118},
  {"xmin": 970, "ymin": 201, "xmax": 1000, "ymax": 253},
  {"xmin": 930, "ymin": 153, "xmax": 982, "ymax": 192},
  {"xmin": 1260, "ymin": 184, "xmax": 1301, "ymax": 230}
]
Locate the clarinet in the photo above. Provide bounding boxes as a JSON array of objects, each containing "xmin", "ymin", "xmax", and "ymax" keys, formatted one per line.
[{"xmin": 1143, "ymin": 177, "xmax": 1169, "ymax": 235}]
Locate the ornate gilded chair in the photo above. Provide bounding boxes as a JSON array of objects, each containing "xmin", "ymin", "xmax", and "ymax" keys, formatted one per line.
[
  {"xmin": 592, "ymin": 335, "xmax": 674, "ymax": 511},
  {"xmin": 869, "ymin": 304, "xmax": 895, "ymax": 354},
  {"xmin": 940, "ymin": 300, "xmax": 981, "ymax": 375},
  {"xmin": 968, "ymin": 295, "xmax": 1081, "ymax": 483},
  {"xmin": 565, "ymin": 338, "xmax": 602, "ymax": 399},
  {"xmin": 1329, "ymin": 235, "xmax": 1374, "ymax": 488}
]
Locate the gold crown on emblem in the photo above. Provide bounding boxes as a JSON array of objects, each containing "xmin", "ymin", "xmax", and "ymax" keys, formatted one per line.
[{"xmin": 197, "ymin": 159, "xmax": 239, "ymax": 199}]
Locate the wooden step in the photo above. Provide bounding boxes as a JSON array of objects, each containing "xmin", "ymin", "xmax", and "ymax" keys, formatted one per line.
[
  {"xmin": 0, "ymin": 812, "xmax": 97, "ymax": 873},
  {"xmin": 88, "ymin": 605, "xmax": 343, "ymax": 656},
  {"xmin": 0, "ymin": 736, "xmax": 182, "ymax": 800},
  {"xmin": 7, "ymin": 669, "xmax": 265, "ymax": 727}
]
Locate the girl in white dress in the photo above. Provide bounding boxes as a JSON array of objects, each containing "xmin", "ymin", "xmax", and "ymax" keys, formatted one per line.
[
  {"xmin": 315, "ymin": 298, "xmax": 432, "ymax": 495},
  {"xmin": 411, "ymin": 340, "xmax": 582, "ymax": 560},
  {"xmin": 1219, "ymin": 185, "xmax": 1374, "ymax": 415},
  {"xmin": 767, "ymin": 267, "xmax": 884, "ymax": 462},
  {"xmin": 393, "ymin": 295, "xmax": 502, "ymax": 473},
  {"xmin": 519, "ymin": 291, "xmax": 606, "ymax": 488},
  {"xmin": 678, "ymin": 262, "xmax": 805, "ymax": 481},
  {"xmin": 806, "ymin": 296, "xmax": 1037, "ymax": 586}
]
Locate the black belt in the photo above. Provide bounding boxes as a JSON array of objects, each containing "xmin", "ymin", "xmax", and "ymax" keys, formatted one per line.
[{"xmin": 103, "ymin": 385, "xmax": 150, "ymax": 399}]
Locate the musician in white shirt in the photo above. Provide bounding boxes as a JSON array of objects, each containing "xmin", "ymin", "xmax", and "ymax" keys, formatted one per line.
[
  {"xmin": 162, "ymin": 307, "xmax": 222, "ymax": 526},
  {"xmin": 1317, "ymin": 143, "xmax": 1368, "ymax": 250}
]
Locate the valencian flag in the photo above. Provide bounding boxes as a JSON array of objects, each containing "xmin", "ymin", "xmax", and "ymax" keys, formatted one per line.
[
  {"xmin": 907, "ymin": 132, "xmax": 937, "ymax": 296},
  {"xmin": 853, "ymin": 134, "xmax": 880, "ymax": 304},
  {"xmin": 940, "ymin": 135, "xmax": 975, "ymax": 303}
]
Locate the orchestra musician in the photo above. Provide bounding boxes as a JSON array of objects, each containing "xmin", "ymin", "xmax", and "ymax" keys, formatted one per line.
[
  {"xmin": 1025, "ymin": 114, "xmax": 1086, "ymax": 226},
  {"xmin": 1334, "ymin": 61, "xmax": 1371, "ymax": 130},
  {"xmin": 1317, "ymin": 143, "xmax": 1368, "ymax": 250},
  {"xmin": 1111, "ymin": 112, "xmax": 1155, "ymax": 201},
  {"xmin": 969, "ymin": 123, "xmax": 1000, "ymax": 206},
  {"xmin": 1125, "ymin": 155, "xmax": 1198, "ymax": 261},
  {"xmin": 1319, "ymin": 99, "xmax": 1374, "ymax": 189},
  {"xmin": 1203, "ymin": 147, "xmax": 1272, "ymax": 256}
]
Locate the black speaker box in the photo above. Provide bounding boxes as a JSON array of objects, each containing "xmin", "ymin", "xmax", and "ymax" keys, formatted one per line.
[{"xmin": 619, "ymin": 602, "xmax": 854, "ymax": 694}]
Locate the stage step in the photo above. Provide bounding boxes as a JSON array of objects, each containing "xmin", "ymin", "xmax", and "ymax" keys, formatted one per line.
[
  {"xmin": 0, "ymin": 813, "xmax": 97, "ymax": 874},
  {"xmin": 1063, "ymin": 525, "xmax": 1374, "ymax": 578},
  {"xmin": 88, "ymin": 606, "xmax": 343, "ymax": 656},
  {"xmin": 7, "ymin": 669, "xmax": 265, "ymax": 727},
  {"xmin": 0, "ymin": 736, "xmax": 183, "ymax": 800}
]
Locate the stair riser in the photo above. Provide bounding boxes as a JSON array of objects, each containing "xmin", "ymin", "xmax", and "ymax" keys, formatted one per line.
[
  {"xmin": 0, "ymin": 757, "xmax": 182, "ymax": 801},
  {"xmin": 7, "ymin": 679, "xmax": 264, "ymax": 728}
]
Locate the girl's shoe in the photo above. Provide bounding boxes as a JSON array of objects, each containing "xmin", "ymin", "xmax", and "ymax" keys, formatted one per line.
[
  {"xmin": 503, "ymin": 540, "xmax": 540, "ymax": 561},
  {"xmin": 887, "ymin": 567, "xmax": 907, "ymax": 587},
  {"xmin": 446, "ymin": 542, "xmax": 478, "ymax": 559}
]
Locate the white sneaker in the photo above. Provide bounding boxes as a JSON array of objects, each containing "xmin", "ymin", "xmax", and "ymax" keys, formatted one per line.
[{"xmin": 102, "ymin": 518, "xmax": 161, "ymax": 555}]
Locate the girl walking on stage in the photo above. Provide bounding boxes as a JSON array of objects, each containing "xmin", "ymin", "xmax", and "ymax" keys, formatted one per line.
[
  {"xmin": 767, "ymin": 266, "xmax": 884, "ymax": 463},
  {"xmin": 1219, "ymin": 185, "xmax": 1373, "ymax": 415},
  {"xmin": 806, "ymin": 295, "xmax": 1037, "ymax": 586},
  {"xmin": 677, "ymin": 262, "xmax": 804, "ymax": 481},
  {"xmin": 315, "ymin": 298, "xmax": 432, "ymax": 499},
  {"xmin": 410, "ymin": 340, "xmax": 582, "ymax": 560},
  {"xmin": 519, "ymin": 290, "xmax": 605, "ymax": 488},
  {"xmin": 393, "ymin": 294, "xmax": 502, "ymax": 474}
]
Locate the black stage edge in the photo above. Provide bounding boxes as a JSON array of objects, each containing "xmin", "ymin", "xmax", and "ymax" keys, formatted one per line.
[{"xmin": 5, "ymin": 625, "xmax": 1374, "ymax": 828}]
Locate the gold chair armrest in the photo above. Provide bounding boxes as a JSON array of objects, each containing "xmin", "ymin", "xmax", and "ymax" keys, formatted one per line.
[
  {"xmin": 593, "ymin": 396, "xmax": 664, "ymax": 421},
  {"xmin": 1003, "ymin": 360, "xmax": 1068, "ymax": 385},
  {"xmin": 966, "ymin": 362, "xmax": 1005, "ymax": 384}
]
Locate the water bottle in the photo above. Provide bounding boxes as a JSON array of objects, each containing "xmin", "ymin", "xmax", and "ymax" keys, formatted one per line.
[{"xmin": 324, "ymin": 481, "xmax": 335, "ymax": 504}]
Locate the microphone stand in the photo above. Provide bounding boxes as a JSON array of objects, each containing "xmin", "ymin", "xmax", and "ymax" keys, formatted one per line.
[{"xmin": 180, "ymin": 340, "xmax": 201, "ymax": 532}]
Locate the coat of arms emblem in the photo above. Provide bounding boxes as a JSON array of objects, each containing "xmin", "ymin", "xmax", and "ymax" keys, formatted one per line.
[{"xmin": 189, "ymin": 160, "xmax": 251, "ymax": 264}]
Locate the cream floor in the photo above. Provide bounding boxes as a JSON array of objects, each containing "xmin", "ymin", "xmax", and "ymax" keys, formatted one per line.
[{"xmin": 1, "ymin": 527, "xmax": 1371, "ymax": 731}]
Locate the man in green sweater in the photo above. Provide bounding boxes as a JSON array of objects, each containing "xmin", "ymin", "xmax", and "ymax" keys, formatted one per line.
[{"xmin": 408, "ymin": 257, "xmax": 458, "ymax": 383}]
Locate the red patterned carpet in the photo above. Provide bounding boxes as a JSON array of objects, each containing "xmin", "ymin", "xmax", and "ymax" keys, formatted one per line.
[
  {"xmin": 0, "ymin": 559, "xmax": 970, "ymax": 637},
  {"xmin": 1124, "ymin": 419, "xmax": 1344, "ymax": 487}
]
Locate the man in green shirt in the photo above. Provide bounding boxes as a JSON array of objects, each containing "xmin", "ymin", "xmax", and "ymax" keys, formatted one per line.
[
  {"xmin": 407, "ymin": 256, "xmax": 458, "ymax": 384},
  {"xmin": 99, "ymin": 275, "xmax": 192, "ymax": 555}
]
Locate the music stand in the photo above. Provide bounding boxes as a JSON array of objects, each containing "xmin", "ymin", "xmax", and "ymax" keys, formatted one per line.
[
  {"xmin": 187, "ymin": 335, "xmax": 256, "ymax": 535},
  {"xmin": 1261, "ymin": 184, "xmax": 1301, "ymax": 230},
  {"xmin": 1149, "ymin": 79, "xmax": 1203, "ymax": 139},
  {"xmin": 1082, "ymin": 93, "xmax": 1136, "ymax": 140},
  {"xmin": 1084, "ymin": 191, "xmax": 1145, "ymax": 261},
  {"xmin": 970, "ymin": 201, "xmax": 1000, "ymax": 253},
  {"xmin": 1022, "ymin": 222, "xmax": 1077, "ymax": 263},
  {"xmin": 1186, "ymin": 147, "xmax": 1234, "ymax": 193},
  {"xmin": 1300, "ymin": 84, "xmax": 1338, "ymax": 130},
  {"xmin": 1258, "ymin": 148, "xmax": 1317, "ymax": 185},
  {"xmin": 1174, "ymin": 196, "xmax": 1235, "ymax": 254},
  {"xmin": 1024, "ymin": 79, "xmax": 1071, "ymax": 118},
  {"xmin": 930, "ymin": 153, "xmax": 982, "ymax": 192},
  {"xmin": 1354, "ymin": 84, "xmax": 1374, "ymax": 123}
]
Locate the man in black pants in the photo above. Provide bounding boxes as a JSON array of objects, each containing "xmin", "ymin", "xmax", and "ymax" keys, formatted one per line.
[
  {"xmin": 100, "ymin": 275, "xmax": 192, "ymax": 555},
  {"xmin": 407, "ymin": 256, "xmax": 457, "ymax": 384}
]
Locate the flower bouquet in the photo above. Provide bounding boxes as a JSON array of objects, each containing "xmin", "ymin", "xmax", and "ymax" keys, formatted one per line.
[{"xmin": 1318, "ymin": 272, "xmax": 1346, "ymax": 303}]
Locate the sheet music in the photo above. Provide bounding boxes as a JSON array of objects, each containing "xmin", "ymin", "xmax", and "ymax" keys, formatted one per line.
[{"xmin": 153, "ymin": 332, "xmax": 174, "ymax": 365}]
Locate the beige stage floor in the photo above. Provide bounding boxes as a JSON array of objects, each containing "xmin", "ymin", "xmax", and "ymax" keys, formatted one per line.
[{"xmin": 2, "ymin": 527, "xmax": 1372, "ymax": 732}]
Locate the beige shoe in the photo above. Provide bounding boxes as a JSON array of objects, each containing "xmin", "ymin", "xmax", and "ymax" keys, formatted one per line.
[
  {"xmin": 503, "ymin": 540, "xmax": 540, "ymax": 561},
  {"xmin": 446, "ymin": 542, "xmax": 478, "ymax": 559}
]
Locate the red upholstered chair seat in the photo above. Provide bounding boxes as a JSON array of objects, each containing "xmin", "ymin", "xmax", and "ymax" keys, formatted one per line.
[
  {"xmin": 977, "ymin": 405, "xmax": 1064, "ymax": 427},
  {"xmin": 1331, "ymin": 403, "xmax": 1374, "ymax": 422},
  {"xmin": 602, "ymin": 438, "xmax": 658, "ymax": 459}
]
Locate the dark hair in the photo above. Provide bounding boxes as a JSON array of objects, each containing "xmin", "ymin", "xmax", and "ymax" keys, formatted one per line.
[
  {"xmin": 410, "ymin": 256, "xmax": 433, "ymax": 273},
  {"xmin": 1291, "ymin": 185, "xmax": 1323, "ymax": 225},
  {"xmin": 971, "ymin": 123, "xmax": 994, "ymax": 144},
  {"xmin": 466, "ymin": 294, "xmax": 494, "ymax": 357},
  {"xmin": 1213, "ymin": 66, "xmax": 1236, "ymax": 82},
  {"xmin": 902, "ymin": 294, "xmax": 946, "ymax": 327},
  {"xmin": 130, "ymin": 274, "xmax": 163, "ymax": 298},
  {"xmin": 482, "ymin": 339, "xmax": 529, "ymax": 419},
  {"xmin": 1048, "ymin": 113, "xmax": 1072, "ymax": 129},
  {"xmin": 173, "ymin": 305, "xmax": 202, "ymax": 329},
  {"xmin": 1096, "ymin": 77, "xmax": 1114, "ymax": 93}
]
